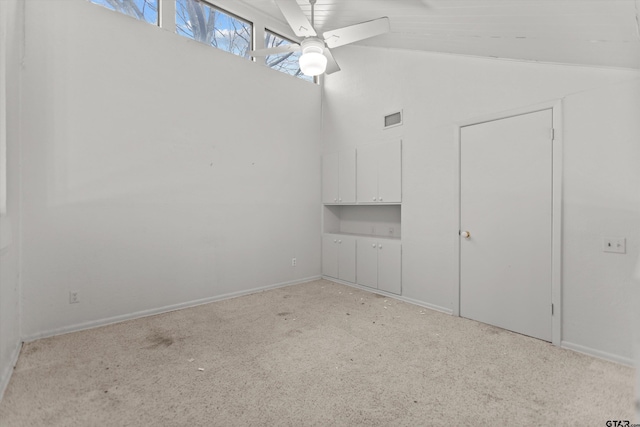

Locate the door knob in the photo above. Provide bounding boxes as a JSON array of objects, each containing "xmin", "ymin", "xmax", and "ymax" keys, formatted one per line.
[{"xmin": 461, "ymin": 231, "xmax": 471, "ymax": 239}]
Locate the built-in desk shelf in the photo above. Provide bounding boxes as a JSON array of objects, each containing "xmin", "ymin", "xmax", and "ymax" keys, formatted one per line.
[{"xmin": 323, "ymin": 204, "xmax": 401, "ymax": 239}]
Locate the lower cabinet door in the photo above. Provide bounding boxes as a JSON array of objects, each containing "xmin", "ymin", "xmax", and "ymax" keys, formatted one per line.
[
  {"xmin": 357, "ymin": 238, "xmax": 379, "ymax": 289},
  {"xmin": 337, "ymin": 236, "xmax": 356, "ymax": 283},
  {"xmin": 377, "ymin": 240, "xmax": 402, "ymax": 295},
  {"xmin": 322, "ymin": 234, "xmax": 339, "ymax": 279}
]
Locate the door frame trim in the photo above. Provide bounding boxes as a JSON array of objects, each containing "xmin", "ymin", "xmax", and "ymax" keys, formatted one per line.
[{"xmin": 453, "ymin": 100, "xmax": 563, "ymax": 346}]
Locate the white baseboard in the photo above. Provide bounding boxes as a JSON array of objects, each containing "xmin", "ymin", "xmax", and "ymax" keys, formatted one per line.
[
  {"xmin": 398, "ymin": 295, "xmax": 453, "ymax": 316},
  {"xmin": 561, "ymin": 340, "xmax": 634, "ymax": 367},
  {"xmin": 0, "ymin": 340, "xmax": 22, "ymax": 401},
  {"xmin": 321, "ymin": 276, "xmax": 454, "ymax": 315},
  {"xmin": 22, "ymin": 276, "xmax": 321, "ymax": 343}
]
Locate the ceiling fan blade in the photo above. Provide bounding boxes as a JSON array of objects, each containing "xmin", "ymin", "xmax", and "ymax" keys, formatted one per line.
[
  {"xmin": 323, "ymin": 49, "xmax": 341, "ymax": 75},
  {"xmin": 250, "ymin": 44, "xmax": 301, "ymax": 57},
  {"xmin": 274, "ymin": 0, "xmax": 317, "ymax": 37},
  {"xmin": 323, "ymin": 17, "xmax": 390, "ymax": 49}
]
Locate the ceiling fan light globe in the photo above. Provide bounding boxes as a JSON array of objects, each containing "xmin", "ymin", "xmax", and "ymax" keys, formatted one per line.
[{"xmin": 299, "ymin": 51, "xmax": 327, "ymax": 76}]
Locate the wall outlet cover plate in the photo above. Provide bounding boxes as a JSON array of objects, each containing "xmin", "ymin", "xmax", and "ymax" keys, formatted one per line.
[{"xmin": 602, "ymin": 237, "xmax": 626, "ymax": 254}]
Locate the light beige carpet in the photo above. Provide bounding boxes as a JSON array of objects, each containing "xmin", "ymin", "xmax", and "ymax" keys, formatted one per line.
[{"xmin": 0, "ymin": 279, "xmax": 635, "ymax": 426}]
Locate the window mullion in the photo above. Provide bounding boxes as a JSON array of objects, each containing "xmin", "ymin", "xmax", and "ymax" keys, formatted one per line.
[
  {"xmin": 253, "ymin": 23, "xmax": 264, "ymax": 65},
  {"xmin": 159, "ymin": 0, "xmax": 176, "ymax": 32}
]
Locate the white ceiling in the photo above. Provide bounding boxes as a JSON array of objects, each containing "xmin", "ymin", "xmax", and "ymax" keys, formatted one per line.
[{"xmin": 242, "ymin": 0, "xmax": 640, "ymax": 69}]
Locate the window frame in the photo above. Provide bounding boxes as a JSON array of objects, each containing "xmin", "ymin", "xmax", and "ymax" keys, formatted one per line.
[
  {"xmin": 175, "ymin": 0, "xmax": 254, "ymax": 59},
  {"xmin": 87, "ymin": 0, "xmax": 160, "ymax": 26}
]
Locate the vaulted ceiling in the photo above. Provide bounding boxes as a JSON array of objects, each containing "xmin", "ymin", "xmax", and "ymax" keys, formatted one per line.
[{"xmin": 242, "ymin": 0, "xmax": 640, "ymax": 69}]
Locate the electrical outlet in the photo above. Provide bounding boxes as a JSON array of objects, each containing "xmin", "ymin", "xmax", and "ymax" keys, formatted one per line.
[
  {"xmin": 603, "ymin": 237, "xmax": 626, "ymax": 254},
  {"xmin": 291, "ymin": 258, "xmax": 297, "ymax": 267},
  {"xmin": 69, "ymin": 291, "xmax": 80, "ymax": 304}
]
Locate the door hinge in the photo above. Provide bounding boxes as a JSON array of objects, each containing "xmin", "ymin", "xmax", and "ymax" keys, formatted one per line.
[
  {"xmin": 550, "ymin": 128, "xmax": 555, "ymax": 141},
  {"xmin": 551, "ymin": 303, "xmax": 554, "ymax": 315}
]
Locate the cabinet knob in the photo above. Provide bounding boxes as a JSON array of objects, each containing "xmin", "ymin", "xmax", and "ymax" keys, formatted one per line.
[
  {"xmin": 339, "ymin": 198, "xmax": 342, "ymax": 202},
  {"xmin": 338, "ymin": 240, "xmax": 342, "ymax": 244},
  {"xmin": 379, "ymin": 197, "xmax": 383, "ymax": 201},
  {"xmin": 379, "ymin": 244, "xmax": 382, "ymax": 249},
  {"xmin": 334, "ymin": 239, "xmax": 337, "ymax": 243},
  {"xmin": 372, "ymin": 244, "xmax": 376, "ymax": 248},
  {"xmin": 372, "ymin": 197, "xmax": 376, "ymax": 201},
  {"xmin": 334, "ymin": 198, "xmax": 337, "ymax": 202}
]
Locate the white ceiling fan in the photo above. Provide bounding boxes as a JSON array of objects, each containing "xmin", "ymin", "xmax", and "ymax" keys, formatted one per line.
[{"xmin": 250, "ymin": 0, "xmax": 390, "ymax": 76}]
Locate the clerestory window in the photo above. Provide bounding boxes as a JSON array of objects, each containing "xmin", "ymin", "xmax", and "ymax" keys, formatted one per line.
[
  {"xmin": 176, "ymin": 0, "xmax": 253, "ymax": 59},
  {"xmin": 88, "ymin": 0, "xmax": 159, "ymax": 25}
]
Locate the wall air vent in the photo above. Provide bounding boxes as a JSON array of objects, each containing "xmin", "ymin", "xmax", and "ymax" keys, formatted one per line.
[{"xmin": 384, "ymin": 111, "xmax": 402, "ymax": 129}]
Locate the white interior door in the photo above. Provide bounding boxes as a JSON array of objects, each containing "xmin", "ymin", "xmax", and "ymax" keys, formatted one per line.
[{"xmin": 460, "ymin": 109, "xmax": 553, "ymax": 342}]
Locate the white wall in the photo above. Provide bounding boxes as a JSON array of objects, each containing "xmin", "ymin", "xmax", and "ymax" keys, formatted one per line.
[
  {"xmin": 0, "ymin": 0, "xmax": 24, "ymax": 399},
  {"xmin": 561, "ymin": 80, "xmax": 640, "ymax": 362},
  {"xmin": 322, "ymin": 46, "xmax": 640, "ymax": 363},
  {"xmin": 19, "ymin": 0, "xmax": 322, "ymax": 339}
]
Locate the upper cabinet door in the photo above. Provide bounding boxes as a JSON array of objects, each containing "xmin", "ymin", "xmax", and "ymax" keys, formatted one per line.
[
  {"xmin": 322, "ymin": 152, "xmax": 339, "ymax": 204},
  {"xmin": 339, "ymin": 149, "xmax": 356, "ymax": 203},
  {"xmin": 377, "ymin": 140, "xmax": 402, "ymax": 203},
  {"xmin": 357, "ymin": 140, "xmax": 402, "ymax": 203},
  {"xmin": 356, "ymin": 144, "xmax": 378, "ymax": 203}
]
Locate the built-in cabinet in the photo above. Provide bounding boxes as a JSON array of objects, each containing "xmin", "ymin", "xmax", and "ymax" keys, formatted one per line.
[
  {"xmin": 322, "ymin": 149, "xmax": 356, "ymax": 204},
  {"xmin": 322, "ymin": 234, "xmax": 356, "ymax": 283},
  {"xmin": 356, "ymin": 238, "xmax": 402, "ymax": 295},
  {"xmin": 321, "ymin": 140, "xmax": 403, "ymax": 295}
]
